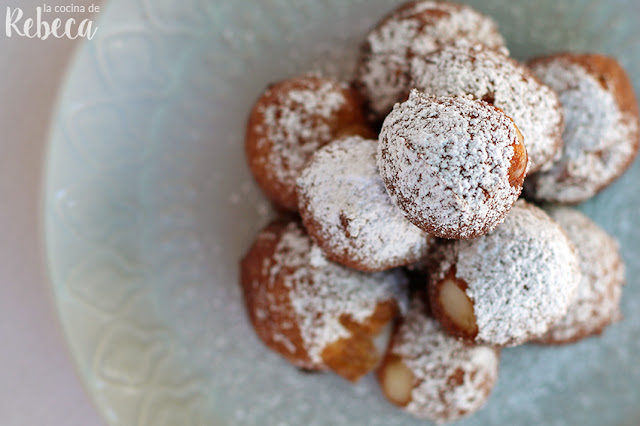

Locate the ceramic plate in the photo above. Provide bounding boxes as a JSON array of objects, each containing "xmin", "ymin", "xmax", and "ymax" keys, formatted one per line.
[{"xmin": 44, "ymin": 0, "xmax": 640, "ymax": 424}]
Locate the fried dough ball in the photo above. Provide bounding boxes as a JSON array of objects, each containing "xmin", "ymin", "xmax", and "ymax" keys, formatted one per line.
[
  {"xmin": 240, "ymin": 218, "xmax": 408, "ymax": 381},
  {"xmin": 246, "ymin": 75, "xmax": 371, "ymax": 211}
]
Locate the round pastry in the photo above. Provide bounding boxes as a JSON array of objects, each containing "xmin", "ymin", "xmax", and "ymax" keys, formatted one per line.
[
  {"xmin": 535, "ymin": 207, "xmax": 625, "ymax": 344},
  {"xmin": 240, "ymin": 218, "xmax": 408, "ymax": 381},
  {"xmin": 525, "ymin": 53, "xmax": 640, "ymax": 203},
  {"xmin": 427, "ymin": 200, "xmax": 581, "ymax": 346},
  {"xmin": 355, "ymin": 0, "xmax": 507, "ymax": 122},
  {"xmin": 377, "ymin": 295, "xmax": 500, "ymax": 422},
  {"xmin": 410, "ymin": 41, "xmax": 564, "ymax": 173},
  {"xmin": 245, "ymin": 75, "xmax": 372, "ymax": 211},
  {"xmin": 378, "ymin": 90, "xmax": 528, "ymax": 240},
  {"xmin": 297, "ymin": 135, "xmax": 433, "ymax": 272}
]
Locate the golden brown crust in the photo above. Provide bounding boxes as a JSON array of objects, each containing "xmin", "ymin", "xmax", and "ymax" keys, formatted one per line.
[
  {"xmin": 528, "ymin": 53, "xmax": 639, "ymax": 159},
  {"xmin": 335, "ymin": 122, "xmax": 378, "ymax": 140},
  {"xmin": 241, "ymin": 218, "xmax": 404, "ymax": 381},
  {"xmin": 355, "ymin": 1, "xmax": 506, "ymax": 123},
  {"xmin": 385, "ymin": 0, "xmax": 458, "ymax": 22},
  {"xmin": 526, "ymin": 53, "xmax": 640, "ymax": 202},
  {"xmin": 322, "ymin": 301, "xmax": 398, "ymax": 381},
  {"xmin": 529, "ymin": 53, "xmax": 639, "ymax": 119},
  {"xmin": 508, "ymin": 123, "xmax": 528, "ymax": 187},
  {"xmin": 240, "ymin": 218, "xmax": 319, "ymax": 369},
  {"xmin": 245, "ymin": 75, "xmax": 371, "ymax": 211}
]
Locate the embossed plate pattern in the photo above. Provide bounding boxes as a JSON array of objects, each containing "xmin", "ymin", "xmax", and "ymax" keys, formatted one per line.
[{"xmin": 45, "ymin": 0, "xmax": 640, "ymax": 424}]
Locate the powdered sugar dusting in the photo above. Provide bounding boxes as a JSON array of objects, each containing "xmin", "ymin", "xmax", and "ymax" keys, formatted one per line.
[
  {"xmin": 410, "ymin": 41, "xmax": 564, "ymax": 172},
  {"xmin": 356, "ymin": 1, "xmax": 507, "ymax": 120},
  {"xmin": 527, "ymin": 59, "xmax": 640, "ymax": 203},
  {"xmin": 269, "ymin": 222, "xmax": 408, "ymax": 363},
  {"xmin": 434, "ymin": 201, "xmax": 581, "ymax": 346},
  {"xmin": 378, "ymin": 91, "xmax": 523, "ymax": 239},
  {"xmin": 540, "ymin": 207, "xmax": 625, "ymax": 342},
  {"xmin": 389, "ymin": 297, "xmax": 500, "ymax": 422},
  {"xmin": 258, "ymin": 78, "xmax": 348, "ymax": 186},
  {"xmin": 366, "ymin": 1, "xmax": 506, "ymax": 55},
  {"xmin": 297, "ymin": 136, "xmax": 432, "ymax": 271}
]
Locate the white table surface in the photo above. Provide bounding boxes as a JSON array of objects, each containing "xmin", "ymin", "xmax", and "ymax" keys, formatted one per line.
[{"xmin": 0, "ymin": 2, "xmax": 104, "ymax": 425}]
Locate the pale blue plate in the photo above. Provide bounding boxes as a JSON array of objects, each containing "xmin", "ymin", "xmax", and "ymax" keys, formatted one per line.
[{"xmin": 44, "ymin": 0, "xmax": 640, "ymax": 424}]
